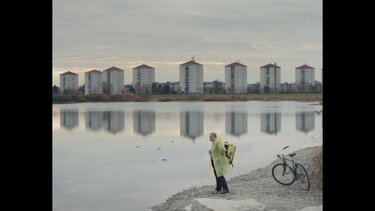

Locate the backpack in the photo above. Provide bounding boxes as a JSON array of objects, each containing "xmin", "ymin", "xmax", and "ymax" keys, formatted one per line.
[{"xmin": 224, "ymin": 141, "xmax": 236, "ymax": 167}]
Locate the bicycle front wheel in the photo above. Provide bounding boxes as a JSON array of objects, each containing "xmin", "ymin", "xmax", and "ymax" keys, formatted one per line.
[
  {"xmin": 295, "ymin": 163, "xmax": 310, "ymax": 190},
  {"xmin": 272, "ymin": 163, "xmax": 295, "ymax": 185}
]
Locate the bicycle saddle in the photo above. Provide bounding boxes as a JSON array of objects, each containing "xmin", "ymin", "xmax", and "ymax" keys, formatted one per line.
[{"xmin": 289, "ymin": 152, "xmax": 296, "ymax": 157}]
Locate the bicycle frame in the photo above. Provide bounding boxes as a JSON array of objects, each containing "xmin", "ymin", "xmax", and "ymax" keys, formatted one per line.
[
  {"xmin": 277, "ymin": 146, "xmax": 295, "ymax": 170},
  {"xmin": 283, "ymin": 157, "xmax": 297, "ymax": 169},
  {"xmin": 278, "ymin": 154, "xmax": 296, "ymax": 176}
]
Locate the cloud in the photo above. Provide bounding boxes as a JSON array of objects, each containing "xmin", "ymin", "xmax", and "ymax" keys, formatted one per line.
[{"xmin": 53, "ymin": 0, "xmax": 322, "ymax": 85}]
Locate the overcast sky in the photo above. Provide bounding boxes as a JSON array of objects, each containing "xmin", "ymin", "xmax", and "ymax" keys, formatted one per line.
[{"xmin": 53, "ymin": 0, "xmax": 322, "ymax": 86}]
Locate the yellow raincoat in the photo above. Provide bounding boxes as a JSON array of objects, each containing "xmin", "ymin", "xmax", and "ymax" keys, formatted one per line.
[{"xmin": 209, "ymin": 135, "xmax": 232, "ymax": 177}]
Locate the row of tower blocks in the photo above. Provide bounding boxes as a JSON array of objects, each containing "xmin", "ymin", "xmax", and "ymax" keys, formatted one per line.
[{"xmin": 59, "ymin": 58, "xmax": 317, "ymax": 95}]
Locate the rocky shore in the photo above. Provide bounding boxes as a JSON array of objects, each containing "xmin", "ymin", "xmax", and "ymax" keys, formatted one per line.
[{"xmin": 150, "ymin": 145, "xmax": 322, "ymax": 211}]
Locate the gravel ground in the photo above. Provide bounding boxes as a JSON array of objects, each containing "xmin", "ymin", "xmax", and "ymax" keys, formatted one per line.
[{"xmin": 150, "ymin": 145, "xmax": 322, "ymax": 211}]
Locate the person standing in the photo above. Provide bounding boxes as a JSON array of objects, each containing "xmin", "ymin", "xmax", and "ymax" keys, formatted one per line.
[{"xmin": 208, "ymin": 132, "xmax": 231, "ymax": 194}]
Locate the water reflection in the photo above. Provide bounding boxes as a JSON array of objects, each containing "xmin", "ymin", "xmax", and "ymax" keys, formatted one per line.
[
  {"xmin": 225, "ymin": 111, "xmax": 248, "ymax": 137},
  {"xmin": 261, "ymin": 112, "xmax": 281, "ymax": 135},
  {"xmin": 180, "ymin": 111, "xmax": 204, "ymax": 141},
  {"xmin": 102, "ymin": 111, "xmax": 125, "ymax": 134},
  {"xmin": 54, "ymin": 102, "xmax": 322, "ymax": 211},
  {"xmin": 60, "ymin": 109, "xmax": 79, "ymax": 130},
  {"xmin": 84, "ymin": 111, "xmax": 125, "ymax": 133},
  {"xmin": 296, "ymin": 112, "xmax": 315, "ymax": 133},
  {"xmin": 85, "ymin": 111, "xmax": 103, "ymax": 131},
  {"xmin": 133, "ymin": 111, "xmax": 156, "ymax": 136},
  {"xmin": 59, "ymin": 106, "xmax": 319, "ymax": 137}
]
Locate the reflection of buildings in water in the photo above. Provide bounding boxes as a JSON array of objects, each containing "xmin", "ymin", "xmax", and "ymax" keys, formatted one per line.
[
  {"xmin": 180, "ymin": 111, "xmax": 204, "ymax": 141},
  {"xmin": 225, "ymin": 112, "xmax": 248, "ymax": 137},
  {"xmin": 85, "ymin": 111, "xmax": 103, "ymax": 131},
  {"xmin": 133, "ymin": 111, "xmax": 156, "ymax": 136},
  {"xmin": 60, "ymin": 110, "xmax": 79, "ymax": 129},
  {"xmin": 296, "ymin": 112, "xmax": 315, "ymax": 133},
  {"xmin": 261, "ymin": 112, "xmax": 281, "ymax": 135},
  {"xmin": 102, "ymin": 111, "xmax": 125, "ymax": 134}
]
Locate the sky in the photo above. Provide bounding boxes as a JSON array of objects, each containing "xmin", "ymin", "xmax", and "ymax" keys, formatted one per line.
[{"xmin": 53, "ymin": 0, "xmax": 322, "ymax": 86}]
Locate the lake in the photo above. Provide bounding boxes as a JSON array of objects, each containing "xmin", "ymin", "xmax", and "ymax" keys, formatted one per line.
[{"xmin": 53, "ymin": 101, "xmax": 322, "ymax": 211}]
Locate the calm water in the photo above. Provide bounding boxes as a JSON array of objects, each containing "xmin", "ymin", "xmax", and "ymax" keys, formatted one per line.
[{"xmin": 53, "ymin": 101, "xmax": 322, "ymax": 211}]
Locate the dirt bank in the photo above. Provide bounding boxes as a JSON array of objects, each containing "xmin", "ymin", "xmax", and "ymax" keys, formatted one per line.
[
  {"xmin": 150, "ymin": 145, "xmax": 322, "ymax": 211},
  {"xmin": 53, "ymin": 93, "xmax": 322, "ymax": 104}
]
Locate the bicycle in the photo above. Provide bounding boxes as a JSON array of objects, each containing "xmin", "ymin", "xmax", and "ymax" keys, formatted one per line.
[{"xmin": 271, "ymin": 146, "xmax": 310, "ymax": 190}]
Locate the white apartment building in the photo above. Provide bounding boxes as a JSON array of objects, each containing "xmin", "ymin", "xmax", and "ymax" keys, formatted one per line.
[
  {"xmin": 260, "ymin": 63, "xmax": 281, "ymax": 93},
  {"xmin": 295, "ymin": 64, "xmax": 315, "ymax": 92},
  {"xmin": 179, "ymin": 58, "xmax": 203, "ymax": 93},
  {"xmin": 60, "ymin": 71, "xmax": 78, "ymax": 93},
  {"xmin": 84, "ymin": 69, "xmax": 103, "ymax": 95},
  {"xmin": 132, "ymin": 64, "xmax": 155, "ymax": 94},
  {"xmin": 225, "ymin": 61, "xmax": 248, "ymax": 93},
  {"xmin": 102, "ymin": 66, "xmax": 124, "ymax": 95}
]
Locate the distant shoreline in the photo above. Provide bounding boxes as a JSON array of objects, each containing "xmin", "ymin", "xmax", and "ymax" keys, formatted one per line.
[{"xmin": 52, "ymin": 93, "xmax": 322, "ymax": 104}]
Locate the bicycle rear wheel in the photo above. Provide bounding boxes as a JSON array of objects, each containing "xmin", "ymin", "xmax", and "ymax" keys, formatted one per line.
[
  {"xmin": 272, "ymin": 163, "xmax": 295, "ymax": 185},
  {"xmin": 295, "ymin": 163, "xmax": 310, "ymax": 190}
]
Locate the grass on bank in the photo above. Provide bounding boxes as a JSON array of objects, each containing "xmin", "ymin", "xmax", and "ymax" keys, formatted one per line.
[{"xmin": 53, "ymin": 93, "xmax": 322, "ymax": 104}]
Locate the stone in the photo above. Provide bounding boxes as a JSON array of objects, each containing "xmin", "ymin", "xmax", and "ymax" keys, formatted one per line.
[{"xmin": 191, "ymin": 198, "xmax": 265, "ymax": 211}]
